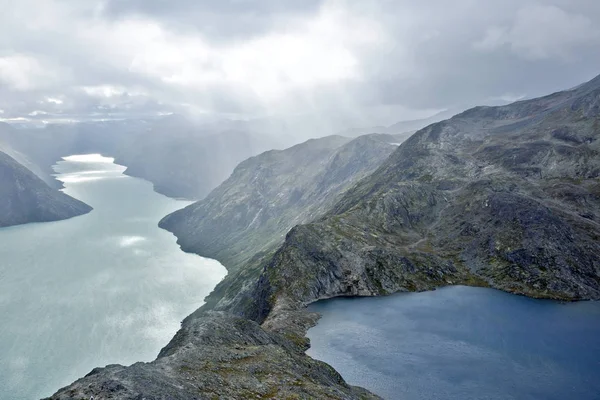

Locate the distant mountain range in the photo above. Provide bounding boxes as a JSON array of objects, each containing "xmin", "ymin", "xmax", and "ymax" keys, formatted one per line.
[
  {"xmin": 336, "ymin": 108, "xmax": 461, "ymax": 137},
  {"xmin": 1, "ymin": 117, "xmax": 295, "ymax": 199},
  {"xmin": 113, "ymin": 127, "xmax": 292, "ymax": 199},
  {"xmin": 2, "ymin": 109, "xmax": 466, "ymax": 200}
]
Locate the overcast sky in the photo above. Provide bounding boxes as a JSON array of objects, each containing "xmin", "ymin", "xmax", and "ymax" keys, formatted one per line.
[{"xmin": 1, "ymin": 0, "xmax": 599, "ymax": 128}]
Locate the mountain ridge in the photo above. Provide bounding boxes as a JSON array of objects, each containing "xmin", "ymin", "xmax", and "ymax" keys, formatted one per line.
[{"xmin": 0, "ymin": 150, "xmax": 92, "ymax": 227}]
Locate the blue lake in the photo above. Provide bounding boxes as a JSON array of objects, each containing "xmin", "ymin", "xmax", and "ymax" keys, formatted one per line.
[{"xmin": 307, "ymin": 286, "xmax": 600, "ymax": 400}]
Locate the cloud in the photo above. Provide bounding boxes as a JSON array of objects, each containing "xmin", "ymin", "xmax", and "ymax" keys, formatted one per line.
[
  {"xmin": 474, "ymin": 3, "xmax": 600, "ymax": 61},
  {"xmin": 100, "ymin": 0, "xmax": 325, "ymax": 41},
  {"xmin": 91, "ymin": 5, "xmax": 384, "ymax": 101},
  {"xmin": 0, "ymin": 55, "xmax": 61, "ymax": 91},
  {"xmin": 0, "ymin": 0, "xmax": 599, "ymax": 130}
]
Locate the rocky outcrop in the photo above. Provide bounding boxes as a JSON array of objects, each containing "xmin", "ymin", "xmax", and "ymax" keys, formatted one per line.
[
  {"xmin": 49, "ymin": 75, "xmax": 600, "ymax": 399},
  {"xmin": 49, "ymin": 312, "xmax": 379, "ymax": 400},
  {"xmin": 160, "ymin": 134, "xmax": 403, "ymax": 272},
  {"xmin": 0, "ymin": 151, "xmax": 92, "ymax": 227}
]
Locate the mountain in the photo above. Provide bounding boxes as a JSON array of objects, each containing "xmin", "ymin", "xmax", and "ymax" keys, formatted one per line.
[
  {"xmin": 236, "ymin": 73, "xmax": 600, "ymax": 334},
  {"xmin": 50, "ymin": 74, "xmax": 600, "ymax": 399},
  {"xmin": 0, "ymin": 122, "xmax": 60, "ymax": 187},
  {"xmin": 386, "ymin": 108, "xmax": 459, "ymax": 134},
  {"xmin": 159, "ymin": 133, "xmax": 404, "ymax": 271},
  {"xmin": 0, "ymin": 150, "xmax": 91, "ymax": 227},
  {"xmin": 336, "ymin": 109, "xmax": 461, "ymax": 139},
  {"xmin": 241, "ymin": 74, "xmax": 600, "ymax": 327}
]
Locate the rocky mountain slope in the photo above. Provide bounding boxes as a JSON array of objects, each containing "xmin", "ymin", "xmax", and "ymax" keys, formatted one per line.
[
  {"xmin": 159, "ymin": 134, "xmax": 403, "ymax": 272},
  {"xmin": 0, "ymin": 150, "xmax": 92, "ymax": 227},
  {"xmin": 49, "ymin": 74, "xmax": 600, "ymax": 399},
  {"xmin": 245, "ymin": 74, "xmax": 600, "ymax": 333}
]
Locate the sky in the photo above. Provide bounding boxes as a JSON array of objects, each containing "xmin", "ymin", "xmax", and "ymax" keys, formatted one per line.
[{"xmin": 0, "ymin": 0, "xmax": 599, "ymax": 129}]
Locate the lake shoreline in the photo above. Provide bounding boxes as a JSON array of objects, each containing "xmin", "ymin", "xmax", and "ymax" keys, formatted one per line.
[
  {"xmin": 0, "ymin": 154, "xmax": 226, "ymax": 400},
  {"xmin": 307, "ymin": 285, "xmax": 600, "ymax": 399}
]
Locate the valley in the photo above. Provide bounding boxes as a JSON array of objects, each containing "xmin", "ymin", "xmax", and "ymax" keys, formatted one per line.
[
  {"xmin": 49, "ymin": 75, "xmax": 600, "ymax": 399},
  {"xmin": 2, "ymin": 3, "xmax": 599, "ymax": 399}
]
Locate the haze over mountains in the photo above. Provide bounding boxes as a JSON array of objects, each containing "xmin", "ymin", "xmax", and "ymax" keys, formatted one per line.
[
  {"xmin": 0, "ymin": 107, "xmax": 440, "ymax": 204},
  {"xmin": 0, "ymin": 117, "xmax": 288, "ymax": 198},
  {"xmin": 0, "ymin": 102, "xmax": 446, "ymax": 233},
  {"xmin": 50, "ymin": 74, "xmax": 600, "ymax": 399},
  {"xmin": 336, "ymin": 108, "xmax": 460, "ymax": 138},
  {"xmin": 114, "ymin": 126, "xmax": 292, "ymax": 199}
]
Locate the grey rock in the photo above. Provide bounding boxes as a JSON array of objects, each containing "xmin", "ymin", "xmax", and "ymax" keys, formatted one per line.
[
  {"xmin": 48, "ymin": 312, "xmax": 379, "ymax": 400},
  {"xmin": 0, "ymin": 150, "xmax": 92, "ymax": 227}
]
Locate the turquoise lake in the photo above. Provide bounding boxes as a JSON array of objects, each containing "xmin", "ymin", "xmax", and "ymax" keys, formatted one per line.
[{"xmin": 0, "ymin": 155, "xmax": 226, "ymax": 399}]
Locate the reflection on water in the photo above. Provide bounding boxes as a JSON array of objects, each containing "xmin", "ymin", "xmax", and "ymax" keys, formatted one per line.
[
  {"xmin": 307, "ymin": 286, "xmax": 600, "ymax": 400},
  {"xmin": 0, "ymin": 154, "xmax": 226, "ymax": 400}
]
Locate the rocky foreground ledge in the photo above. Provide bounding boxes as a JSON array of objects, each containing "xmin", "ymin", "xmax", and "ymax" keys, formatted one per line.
[{"xmin": 49, "ymin": 310, "xmax": 378, "ymax": 400}]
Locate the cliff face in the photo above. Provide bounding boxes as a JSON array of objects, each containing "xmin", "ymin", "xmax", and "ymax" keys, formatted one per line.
[
  {"xmin": 49, "ymin": 75, "xmax": 600, "ymax": 399},
  {"xmin": 0, "ymin": 151, "xmax": 92, "ymax": 227},
  {"xmin": 159, "ymin": 134, "xmax": 402, "ymax": 272}
]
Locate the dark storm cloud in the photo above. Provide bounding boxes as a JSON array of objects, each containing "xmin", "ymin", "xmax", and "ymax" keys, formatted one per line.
[
  {"xmin": 346, "ymin": 0, "xmax": 600, "ymax": 110},
  {"xmin": 0, "ymin": 0, "xmax": 599, "ymax": 129}
]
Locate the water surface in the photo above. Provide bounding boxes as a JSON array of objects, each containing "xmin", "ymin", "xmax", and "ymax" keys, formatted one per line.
[
  {"xmin": 0, "ymin": 154, "xmax": 226, "ymax": 399},
  {"xmin": 307, "ymin": 286, "xmax": 600, "ymax": 400}
]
